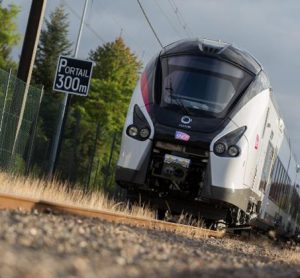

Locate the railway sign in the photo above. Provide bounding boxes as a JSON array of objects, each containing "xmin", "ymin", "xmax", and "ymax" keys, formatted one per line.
[{"xmin": 53, "ymin": 55, "xmax": 94, "ymax": 96}]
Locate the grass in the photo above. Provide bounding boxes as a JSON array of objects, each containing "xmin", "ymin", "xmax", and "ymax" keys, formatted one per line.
[
  {"xmin": 284, "ymin": 251, "xmax": 300, "ymax": 264},
  {"xmin": 0, "ymin": 172, "xmax": 156, "ymax": 219},
  {"xmin": 166, "ymin": 211, "xmax": 206, "ymax": 228},
  {"xmin": 0, "ymin": 172, "xmax": 215, "ymax": 239}
]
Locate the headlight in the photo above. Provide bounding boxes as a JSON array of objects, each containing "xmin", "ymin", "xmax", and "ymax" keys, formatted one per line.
[
  {"xmin": 139, "ymin": 128, "xmax": 150, "ymax": 139},
  {"xmin": 227, "ymin": 145, "xmax": 240, "ymax": 157},
  {"xmin": 213, "ymin": 142, "xmax": 226, "ymax": 154},
  {"xmin": 127, "ymin": 125, "xmax": 138, "ymax": 137}
]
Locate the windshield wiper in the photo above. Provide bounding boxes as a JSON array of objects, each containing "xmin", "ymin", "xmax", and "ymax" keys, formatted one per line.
[
  {"xmin": 165, "ymin": 80, "xmax": 191, "ymax": 116},
  {"xmin": 170, "ymin": 94, "xmax": 192, "ymax": 116}
]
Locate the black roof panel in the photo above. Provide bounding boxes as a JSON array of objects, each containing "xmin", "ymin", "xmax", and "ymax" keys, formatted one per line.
[{"xmin": 160, "ymin": 39, "xmax": 261, "ymax": 75}]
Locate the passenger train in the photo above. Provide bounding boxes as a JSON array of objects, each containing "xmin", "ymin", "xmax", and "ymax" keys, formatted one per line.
[{"xmin": 115, "ymin": 39, "xmax": 300, "ymax": 236}]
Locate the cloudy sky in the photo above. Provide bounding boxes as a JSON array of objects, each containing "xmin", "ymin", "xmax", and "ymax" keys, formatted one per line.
[{"xmin": 4, "ymin": 0, "xmax": 300, "ymax": 157}]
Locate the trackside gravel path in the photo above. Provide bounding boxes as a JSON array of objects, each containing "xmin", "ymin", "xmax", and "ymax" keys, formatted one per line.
[{"xmin": 0, "ymin": 210, "xmax": 299, "ymax": 278}]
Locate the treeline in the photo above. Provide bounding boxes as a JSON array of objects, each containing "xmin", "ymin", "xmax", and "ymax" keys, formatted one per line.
[{"xmin": 0, "ymin": 3, "xmax": 142, "ymax": 190}]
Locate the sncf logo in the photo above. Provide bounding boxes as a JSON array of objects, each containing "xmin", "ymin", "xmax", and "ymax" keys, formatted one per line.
[
  {"xmin": 175, "ymin": 131, "xmax": 190, "ymax": 141},
  {"xmin": 181, "ymin": 116, "xmax": 192, "ymax": 125}
]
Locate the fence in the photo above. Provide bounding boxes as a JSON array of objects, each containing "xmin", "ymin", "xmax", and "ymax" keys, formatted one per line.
[
  {"xmin": 0, "ymin": 67, "xmax": 123, "ymax": 193},
  {"xmin": 0, "ymin": 68, "xmax": 43, "ymax": 173},
  {"xmin": 55, "ymin": 112, "xmax": 123, "ymax": 192}
]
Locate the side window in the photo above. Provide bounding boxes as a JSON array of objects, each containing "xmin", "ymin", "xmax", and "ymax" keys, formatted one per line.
[
  {"xmin": 259, "ymin": 142, "xmax": 274, "ymax": 192},
  {"xmin": 290, "ymin": 186, "xmax": 299, "ymax": 220},
  {"xmin": 269, "ymin": 157, "xmax": 291, "ymax": 211}
]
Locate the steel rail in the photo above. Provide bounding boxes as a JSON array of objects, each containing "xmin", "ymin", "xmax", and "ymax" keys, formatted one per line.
[{"xmin": 0, "ymin": 193, "xmax": 224, "ymax": 238}]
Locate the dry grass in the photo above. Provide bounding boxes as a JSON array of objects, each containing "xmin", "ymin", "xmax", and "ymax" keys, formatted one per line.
[
  {"xmin": 0, "ymin": 172, "xmax": 224, "ymax": 240},
  {"xmin": 0, "ymin": 172, "xmax": 156, "ymax": 219},
  {"xmin": 168, "ymin": 211, "xmax": 206, "ymax": 228},
  {"xmin": 0, "ymin": 172, "xmax": 221, "ymax": 239},
  {"xmin": 284, "ymin": 251, "xmax": 300, "ymax": 264}
]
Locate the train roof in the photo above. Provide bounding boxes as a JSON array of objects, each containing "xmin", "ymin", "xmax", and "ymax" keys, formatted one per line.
[{"xmin": 161, "ymin": 39, "xmax": 262, "ymax": 75}]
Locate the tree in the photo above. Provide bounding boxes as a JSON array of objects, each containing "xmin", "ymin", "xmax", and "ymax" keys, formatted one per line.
[
  {"xmin": 84, "ymin": 36, "xmax": 142, "ymax": 132},
  {"xmin": 31, "ymin": 5, "xmax": 72, "ymax": 172},
  {"xmin": 33, "ymin": 5, "xmax": 72, "ymax": 90},
  {"xmin": 0, "ymin": 2, "xmax": 20, "ymax": 70},
  {"xmin": 89, "ymin": 37, "xmax": 141, "ymax": 89},
  {"xmin": 57, "ymin": 37, "xmax": 142, "ymax": 188}
]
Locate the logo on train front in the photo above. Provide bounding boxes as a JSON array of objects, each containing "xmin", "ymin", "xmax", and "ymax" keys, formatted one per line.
[{"xmin": 181, "ymin": 115, "xmax": 192, "ymax": 125}]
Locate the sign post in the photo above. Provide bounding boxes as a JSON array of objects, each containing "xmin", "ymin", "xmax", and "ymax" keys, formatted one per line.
[
  {"xmin": 49, "ymin": 56, "xmax": 93, "ymax": 176},
  {"xmin": 48, "ymin": 0, "xmax": 90, "ymax": 176}
]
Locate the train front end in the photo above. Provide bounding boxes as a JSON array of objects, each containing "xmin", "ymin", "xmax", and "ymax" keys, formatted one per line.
[{"xmin": 116, "ymin": 39, "xmax": 263, "ymax": 219}]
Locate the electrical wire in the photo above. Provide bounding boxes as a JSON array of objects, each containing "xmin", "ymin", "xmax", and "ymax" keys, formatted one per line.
[
  {"xmin": 152, "ymin": 0, "xmax": 182, "ymax": 39},
  {"xmin": 136, "ymin": 0, "xmax": 164, "ymax": 48},
  {"xmin": 97, "ymin": 0, "xmax": 146, "ymax": 59},
  {"xmin": 61, "ymin": 0, "xmax": 106, "ymax": 44},
  {"xmin": 167, "ymin": 0, "xmax": 194, "ymax": 38}
]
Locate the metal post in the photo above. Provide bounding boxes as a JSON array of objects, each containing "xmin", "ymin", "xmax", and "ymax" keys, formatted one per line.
[
  {"xmin": 25, "ymin": 86, "xmax": 44, "ymax": 175},
  {"xmin": 68, "ymin": 110, "xmax": 81, "ymax": 182},
  {"xmin": 0, "ymin": 69, "xmax": 12, "ymax": 133},
  {"xmin": 48, "ymin": 0, "xmax": 89, "ymax": 176}
]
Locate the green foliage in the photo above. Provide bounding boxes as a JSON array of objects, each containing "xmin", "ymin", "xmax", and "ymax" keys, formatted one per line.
[
  {"xmin": 0, "ymin": 3, "xmax": 20, "ymax": 70},
  {"xmin": 90, "ymin": 37, "xmax": 142, "ymax": 88},
  {"xmin": 31, "ymin": 5, "xmax": 72, "ymax": 172},
  {"xmin": 58, "ymin": 37, "xmax": 142, "ymax": 188},
  {"xmin": 78, "ymin": 36, "xmax": 142, "ymax": 134},
  {"xmin": 33, "ymin": 5, "xmax": 72, "ymax": 90}
]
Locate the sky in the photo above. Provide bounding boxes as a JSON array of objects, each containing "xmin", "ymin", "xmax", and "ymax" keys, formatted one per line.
[{"xmin": 4, "ymin": 0, "xmax": 300, "ymax": 158}]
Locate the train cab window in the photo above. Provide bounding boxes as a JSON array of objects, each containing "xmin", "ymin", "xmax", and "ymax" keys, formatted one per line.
[
  {"xmin": 160, "ymin": 55, "xmax": 253, "ymax": 117},
  {"xmin": 242, "ymin": 71, "xmax": 271, "ymax": 105}
]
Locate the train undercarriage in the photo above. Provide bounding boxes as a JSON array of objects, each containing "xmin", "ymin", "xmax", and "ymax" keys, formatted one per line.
[{"xmin": 119, "ymin": 140, "xmax": 258, "ymax": 229}]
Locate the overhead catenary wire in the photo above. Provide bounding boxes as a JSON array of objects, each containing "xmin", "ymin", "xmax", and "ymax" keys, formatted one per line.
[
  {"xmin": 62, "ymin": 0, "xmax": 106, "ymax": 44},
  {"xmin": 98, "ymin": 0, "xmax": 147, "ymax": 59},
  {"xmin": 152, "ymin": 0, "xmax": 182, "ymax": 39},
  {"xmin": 63, "ymin": 0, "xmax": 146, "ymax": 61},
  {"xmin": 167, "ymin": 0, "xmax": 194, "ymax": 38},
  {"xmin": 136, "ymin": 0, "xmax": 164, "ymax": 48}
]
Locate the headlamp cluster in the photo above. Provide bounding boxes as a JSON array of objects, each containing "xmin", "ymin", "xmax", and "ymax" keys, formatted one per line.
[
  {"xmin": 127, "ymin": 125, "xmax": 151, "ymax": 140},
  {"xmin": 213, "ymin": 126, "xmax": 247, "ymax": 157},
  {"xmin": 126, "ymin": 104, "xmax": 151, "ymax": 141}
]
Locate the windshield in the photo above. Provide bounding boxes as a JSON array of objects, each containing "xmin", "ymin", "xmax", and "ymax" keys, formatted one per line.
[{"xmin": 160, "ymin": 55, "xmax": 253, "ymax": 116}]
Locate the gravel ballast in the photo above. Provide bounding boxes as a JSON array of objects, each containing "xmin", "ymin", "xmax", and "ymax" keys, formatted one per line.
[{"xmin": 0, "ymin": 210, "xmax": 299, "ymax": 278}]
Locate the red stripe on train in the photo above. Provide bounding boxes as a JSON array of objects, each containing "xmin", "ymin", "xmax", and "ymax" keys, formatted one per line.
[{"xmin": 141, "ymin": 71, "xmax": 150, "ymax": 112}]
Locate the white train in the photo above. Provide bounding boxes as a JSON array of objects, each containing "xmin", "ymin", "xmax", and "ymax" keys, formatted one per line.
[{"xmin": 116, "ymin": 39, "xmax": 300, "ymax": 236}]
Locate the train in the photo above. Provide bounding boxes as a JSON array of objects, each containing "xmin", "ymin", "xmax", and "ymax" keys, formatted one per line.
[{"xmin": 115, "ymin": 38, "xmax": 300, "ymax": 237}]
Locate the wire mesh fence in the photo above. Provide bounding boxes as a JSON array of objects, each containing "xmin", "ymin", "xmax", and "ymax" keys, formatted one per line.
[
  {"xmin": 55, "ymin": 113, "xmax": 123, "ymax": 192},
  {"xmin": 0, "ymin": 68, "xmax": 43, "ymax": 173},
  {"xmin": 0, "ymin": 67, "xmax": 123, "ymax": 193}
]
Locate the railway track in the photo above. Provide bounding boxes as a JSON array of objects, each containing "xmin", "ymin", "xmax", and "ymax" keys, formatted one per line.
[{"xmin": 0, "ymin": 193, "xmax": 224, "ymax": 239}]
